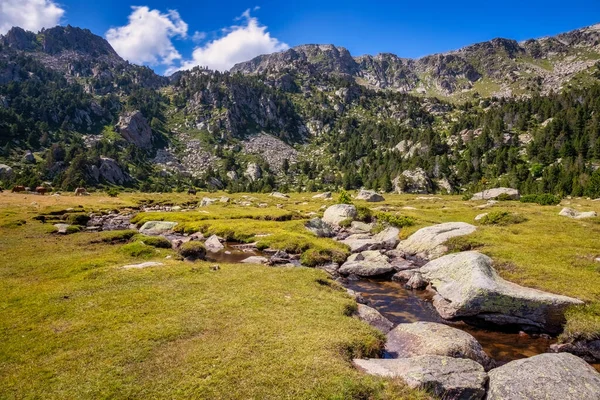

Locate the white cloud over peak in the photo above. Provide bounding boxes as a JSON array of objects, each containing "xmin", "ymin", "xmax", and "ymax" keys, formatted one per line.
[
  {"xmin": 106, "ymin": 6, "xmax": 188, "ymax": 66},
  {"xmin": 172, "ymin": 9, "xmax": 288, "ymax": 73},
  {"xmin": 0, "ymin": 0, "xmax": 65, "ymax": 34}
]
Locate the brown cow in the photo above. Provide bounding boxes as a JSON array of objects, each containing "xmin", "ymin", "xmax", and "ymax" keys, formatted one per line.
[
  {"xmin": 11, "ymin": 185, "xmax": 25, "ymax": 193},
  {"xmin": 74, "ymin": 187, "xmax": 89, "ymax": 196},
  {"xmin": 36, "ymin": 186, "xmax": 47, "ymax": 195}
]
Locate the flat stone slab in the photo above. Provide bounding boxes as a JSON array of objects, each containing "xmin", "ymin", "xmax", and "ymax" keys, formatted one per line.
[
  {"xmin": 559, "ymin": 207, "xmax": 597, "ymax": 219},
  {"xmin": 241, "ymin": 256, "xmax": 269, "ymax": 264},
  {"xmin": 396, "ymin": 222, "xmax": 476, "ymax": 260},
  {"xmin": 139, "ymin": 221, "xmax": 178, "ymax": 235},
  {"xmin": 355, "ymin": 304, "xmax": 394, "ymax": 334},
  {"xmin": 122, "ymin": 262, "xmax": 164, "ymax": 270},
  {"xmin": 354, "ymin": 355, "xmax": 487, "ymax": 400}
]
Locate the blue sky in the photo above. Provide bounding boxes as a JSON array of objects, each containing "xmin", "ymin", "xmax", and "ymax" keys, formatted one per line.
[{"xmin": 2, "ymin": 0, "xmax": 599, "ymax": 74}]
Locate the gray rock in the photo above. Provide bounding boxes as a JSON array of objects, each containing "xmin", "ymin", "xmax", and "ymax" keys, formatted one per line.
[
  {"xmin": 98, "ymin": 157, "xmax": 130, "ymax": 185},
  {"xmin": 139, "ymin": 221, "xmax": 178, "ymax": 235},
  {"xmin": 550, "ymin": 339, "xmax": 600, "ymax": 363},
  {"xmin": 405, "ymin": 272, "xmax": 428, "ymax": 290},
  {"xmin": 241, "ymin": 256, "xmax": 269, "ymax": 264},
  {"xmin": 559, "ymin": 207, "xmax": 598, "ymax": 219},
  {"xmin": 244, "ymin": 163, "xmax": 262, "ymax": 182},
  {"xmin": 471, "ymin": 187, "xmax": 519, "ymax": 200},
  {"xmin": 204, "ymin": 235, "xmax": 224, "ymax": 252},
  {"xmin": 226, "ymin": 171, "xmax": 238, "ymax": 181},
  {"xmin": 420, "ymin": 252, "xmax": 584, "ymax": 333},
  {"xmin": 396, "ymin": 222, "xmax": 476, "ymax": 260},
  {"xmin": 392, "ymin": 269, "xmax": 418, "ymax": 282},
  {"xmin": 354, "ymin": 356, "xmax": 487, "ymax": 400},
  {"xmin": 0, "ymin": 164, "xmax": 14, "ymax": 179},
  {"xmin": 117, "ymin": 110, "xmax": 153, "ymax": 150},
  {"xmin": 355, "ymin": 189, "xmax": 385, "ymax": 202},
  {"xmin": 474, "ymin": 213, "xmax": 488, "ymax": 221},
  {"xmin": 385, "ymin": 321, "xmax": 494, "ymax": 370},
  {"xmin": 305, "ymin": 218, "xmax": 335, "ymax": 238},
  {"xmin": 122, "ymin": 262, "xmax": 164, "ymax": 270},
  {"xmin": 350, "ymin": 221, "xmax": 373, "ymax": 233},
  {"xmin": 23, "ymin": 151, "xmax": 35, "ymax": 163},
  {"xmin": 486, "ymin": 353, "xmax": 600, "ymax": 400},
  {"xmin": 322, "ymin": 204, "xmax": 357, "ymax": 226},
  {"xmin": 220, "ymin": 196, "xmax": 231, "ymax": 203},
  {"xmin": 341, "ymin": 227, "xmax": 400, "ymax": 253},
  {"xmin": 339, "ymin": 250, "xmax": 394, "ymax": 277},
  {"xmin": 372, "ymin": 227, "xmax": 400, "ymax": 250},
  {"xmin": 270, "ymin": 191, "xmax": 289, "ymax": 199},
  {"xmin": 393, "ymin": 167, "xmax": 432, "ymax": 194},
  {"xmin": 200, "ymin": 197, "xmax": 217, "ymax": 207},
  {"xmin": 355, "ymin": 304, "xmax": 394, "ymax": 334},
  {"xmin": 53, "ymin": 223, "xmax": 70, "ymax": 234},
  {"xmin": 312, "ymin": 192, "xmax": 332, "ymax": 199}
]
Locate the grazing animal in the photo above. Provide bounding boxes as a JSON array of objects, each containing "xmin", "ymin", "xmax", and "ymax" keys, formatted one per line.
[
  {"xmin": 36, "ymin": 186, "xmax": 47, "ymax": 195},
  {"xmin": 188, "ymin": 188, "xmax": 197, "ymax": 195},
  {"xmin": 11, "ymin": 185, "xmax": 25, "ymax": 193},
  {"xmin": 74, "ymin": 187, "xmax": 89, "ymax": 196}
]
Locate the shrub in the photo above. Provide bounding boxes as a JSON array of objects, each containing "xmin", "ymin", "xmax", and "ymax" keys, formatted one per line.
[
  {"xmin": 119, "ymin": 241, "xmax": 155, "ymax": 258},
  {"xmin": 496, "ymin": 193, "xmax": 514, "ymax": 201},
  {"xmin": 106, "ymin": 188, "xmax": 120, "ymax": 197},
  {"xmin": 179, "ymin": 241, "xmax": 206, "ymax": 260},
  {"xmin": 520, "ymin": 194, "xmax": 561, "ymax": 206},
  {"xmin": 99, "ymin": 230, "xmax": 138, "ymax": 244},
  {"xmin": 356, "ymin": 205, "xmax": 373, "ymax": 222},
  {"xmin": 65, "ymin": 213, "xmax": 90, "ymax": 226},
  {"xmin": 338, "ymin": 190, "xmax": 353, "ymax": 205},
  {"xmin": 478, "ymin": 211, "xmax": 527, "ymax": 226},
  {"xmin": 338, "ymin": 218, "xmax": 353, "ymax": 228},
  {"xmin": 137, "ymin": 235, "xmax": 172, "ymax": 249},
  {"xmin": 376, "ymin": 212, "xmax": 415, "ymax": 228},
  {"xmin": 300, "ymin": 248, "xmax": 348, "ymax": 267},
  {"xmin": 66, "ymin": 225, "xmax": 82, "ymax": 235},
  {"xmin": 462, "ymin": 192, "xmax": 473, "ymax": 201}
]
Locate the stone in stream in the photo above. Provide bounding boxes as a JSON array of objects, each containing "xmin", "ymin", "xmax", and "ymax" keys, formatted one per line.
[
  {"xmin": 396, "ymin": 222, "xmax": 476, "ymax": 261},
  {"xmin": 486, "ymin": 353, "xmax": 600, "ymax": 400},
  {"xmin": 338, "ymin": 250, "xmax": 395, "ymax": 277},
  {"xmin": 355, "ymin": 189, "xmax": 385, "ymax": 202},
  {"xmin": 305, "ymin": 217, "xmax": 335, "ymax": 238},
  {"xmin": 385, "ymin": 321, "xmax": 494, "ymax": 370},
  {"xmin": 322, "ymin": 204, "xmax": 357, "ymax": 226},
  {"xmin": 204, "ymin": 235, "xmax": 224, "ymax": 252},
  {"xmin": 353, "ymin": 356, "xmax": 487, "ymax": 400},
  {"xmin": 354, "ymin": 304, "xmax": 394, "ymax": 334},
  {"xmin": 391, "ymin": 269, "xmax": 419, "ymax": 282},
  {"xmin": 341, "ymin": 227, "xmax": 400, "ymax": 253},
  {"xmin": 420, "ymin": 252, "xmax": 583, "ymax": 333},
  {"xmin": 550, "ymin": 339, "xmax": 600, "ymax": 363},
  {"xmin": 405, "ymin": 272, "xmax": 428, "ymax": 290},
  {"xmin": 139, "ymin": 221, "xmax": 178, "ymax": 235},
  {"xmin": 559, "ymin": 207, "xmax": 597, "ymax": 219}
]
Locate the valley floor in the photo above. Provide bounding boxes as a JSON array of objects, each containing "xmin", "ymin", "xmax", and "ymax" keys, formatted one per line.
[{"xmin": 0, "ymin": 191, "xmax": 599, "ymax": 399}]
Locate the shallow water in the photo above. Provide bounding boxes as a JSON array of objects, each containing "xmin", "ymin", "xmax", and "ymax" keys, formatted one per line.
[
  {"xmin": 344, "ymin": 278, "xmax": 557, "ymax": 365},
  {"xmin": 205, "ymin": 244, "xmax": 263, "ymax": 263}
]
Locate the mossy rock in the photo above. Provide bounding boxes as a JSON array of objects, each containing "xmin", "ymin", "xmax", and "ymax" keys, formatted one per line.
[{"xmin": 179, "ymin": 241, "xmax": 206, "ymax": 260}]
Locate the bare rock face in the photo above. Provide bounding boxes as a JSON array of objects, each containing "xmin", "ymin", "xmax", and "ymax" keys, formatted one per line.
[
  {"xmin": 394, "ymin": 168, "xmax": 432, "ymax": 194},
  {"xmin": 354, "ymin": 356, "xmax": 487, "ymax": 400},
  {"xmin": 471, "ymin": 187, "xmax": 519, "ymax": 200},
  {"xmin": 242, "ymin": 133, "xmax": 298, "ymax": 172},
  {"xmin": 98, "ymin": 157, "xmax": 131, "ymax": 185},
  {"xmin": 486, "ymin": 353, "xmax": 600, "ymax": 400},
  {"xmin": 396, "ymin": 222, "xmax": 476, "ymax": 261},
  {"xmin": 420, "ymin": 252, "xmax": 584, "ymax": 333},
  {"xmin": 385, "ymin": 322, "xmax": 494, "ymax": 370},
  {"xmin": 354, "ymin": 304, "xmax": 394, "ymax": 334},
  {"xmin": 117, "ymin": 110, "xmax": 153, "ymax": 150},
  {"xmin": 244, "ymin": 163, "xmax": 262, "ymax": 182}
]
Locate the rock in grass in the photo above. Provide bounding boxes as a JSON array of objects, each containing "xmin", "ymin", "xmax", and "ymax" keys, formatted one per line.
[
  {"xmin": 241, "ymin": 256, "xmax": 269, "ymax": 264},
  {"xmin": 312, "ymin": 192, "xmax": 332, "ymax": 200},
  {"xmin": 385, "ymin": 322, "xmax": 494, "ymax": 370},
  {"xmin": 474, "ymin": 213, "xmax": 488, "ymax": 221},
  {"xmin": 322, "ymin": 204, "xmax": 357, "ymax": 226},
  {"xmin": 53, "ymin": 223, "xmax": 70, "ymax": 234},
  {"xmin": 354, "ymin": 304, "xmax": 394, "ymax": 334},
  {"xmin": 354, "ymin": 356, "xmax": 487, "ymax": 400},
  {"xmin": 396, "ymin": 222, "xmax": 476, "ymax": 260},
  {"xmin": 305, "ymin": 217, "xmax": 335, "ymax": 238},
  {"xmin": 486, "ymin": 353, "xmax": 600, "ymax": 400},
  {"xmin": 122, "ymin": 262, "xmax": 164, "ymax": 270},
  {"xmin": 139, "ymin": 221, "xmax": 178, "ymax": 235},
  {"xmin": 559, "ymin": 207, "xmax": 597, "ymax": 219},
  {"xmin": 355, "ymin": 189, "xmax": 385, "ymax": 202},
  {"xmin": 204, "ymin": 235, "xmax": 224, "ymax": 252},
  {"xmin": 420, "ymin": 252, "xmax": 584, "ymax": 333},
  {"xmin": 470, "ymin": 187, "xmax": 519, "ymax": 200},
  {"xmin": 270, "ymin": 192, "xmax": 289, "ymax": 199}
]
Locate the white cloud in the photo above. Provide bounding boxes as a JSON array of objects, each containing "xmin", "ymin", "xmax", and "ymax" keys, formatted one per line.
[
  {"xmin": 105, "ymin": 6, "xmax": 188, "ymax": 66},
  {"xmin": 0, "ymin": 0, "xmax": 65, "ymax": 34},
  {"xmin": 172, "ymin": 9, "xmax": 288, "ymax": 73},
  {"xmin": 192, "ymin": 31, "xmax": 206, "ymax": 43}
]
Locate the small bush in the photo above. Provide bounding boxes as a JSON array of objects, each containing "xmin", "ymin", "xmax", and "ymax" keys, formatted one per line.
[
  {"xmin": 66, "ymin": 225, "xmax": 82, "ymax": 235},
  {"xmin": 376, "ymin": 212, "xmax": 415, "ymax": 228},
  {"xmin": 520, "ymin": 194, "xmax": 561, "ymax": 206},
  {"xmin": 496, "ymin": 193, "xmax": 514, "ymax": 201},
  {"xmin": 179, "ymin": 241, "xmax": 206, "ymax": 260},
  {"xmin": 478, "ymin": 211, "xmax": 527, "ymax": 226},
  {"xmin": 106, "ymin": 188, "xmax": 120, "ymax": 198},
  {"xmin": 356, "ymin": 205, "xmax": 373, "ymax": 222},
  {"xmin": 99, "ymin": 230, "xmax": 138, "ymax": 244},
  {"xmin": 137, "ymin": 235, "xmax": 172, "ymax": 249},
  {"xmin": 65, "ymin": 213, "xmax": 90, "ymax": 226},
  {"xmin": 338, "ymin": 218, "xmax": 353, "ymax": 228},
  {"xmin": 119, "ymin": 241, "xmax": 155, "ymax": 258},
  {"xmin": 462, "ymin": 192, "xmax": 473, "ymax": 201},
  {"xmin": 338, "ymin": 190, "xmax": 353, "ymax": 205},
  {"xmin": 301, "ymin": 248, "xmax": 348, "ymax": 267}
]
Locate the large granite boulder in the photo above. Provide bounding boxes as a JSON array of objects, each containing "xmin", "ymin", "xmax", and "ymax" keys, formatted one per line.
[
  {"xmin": 420, "ymin": 252, "xmax": 584, "ymax": 333},
  {"xmin": 204, "ymin": 235, "xmax": 224, "ymax": 252},
  {"xmin": 139, "ymin": 221, "xmax": 178, "ymax": 235},
  {"xmin": 471, "ymin": 187, "xmax": 519, "ymax": 201},
  {"xmin": 244, "ymin": 163, "xmax": 262, "ymax": 182},
  {"xmin": 396, "ymin": 222, "xmax": 476, "ymax": 260},
  {"xmin": 339, "ymin": 250, "xmax": 395, "ymax": 277},
  {"xmin": 355, "ymin": 189, "xmax": 385, "ymax": 202},
  {"xmin": 385, "ymin": 322, "xmax": 494, "ymax": 370},
  {"xmin": 393, "ymin": 168, "xmax": 432, "ymax": 194},
  {"xmin": 305, "ymin": 218, "xmax": 334, "ymax": 238},
  {"xmin": 559, "ymin": 207, "xmax": 597, "ymax": 219},
  {"xmin": 341, "ymin": 227, "xmax": 400, "ymax": 253},
  {"xmin": 486, "ymin": 353, "xmax": 600, "ymax": 400},
  {"xmin": 354, "ymin": 304, "xmax": 394, "ymax": 334},
  {"xmin": 0, "ymin": 164, "xmax": 14, "ymax": 180},
  {"xmin": 117, "ymin": 110, "xmax": 153, "ymax": 150},
  {"xmin": 354, "ymin": 356, "xmax": 487, "ymax": 400},
  {"xmin": 322, "ymin": 204, "xmax": 357, "ymax": 226},
  {"xmin": 98, "ymin": 157, "xmax": 131, "ymax": 185}
]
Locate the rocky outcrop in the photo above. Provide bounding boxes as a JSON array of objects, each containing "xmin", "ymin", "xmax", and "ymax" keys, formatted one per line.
[
  {"xmin": 385, "ymin": 322, "xmax": 494, "ymax": 370},
  {"xmin": 305, "ymin": 218, "xmax": 334, "ymax": 238},
  {"xmin": 98, "ymin": 157, "xmax": 131, "ymax": 185},
  {"xmin": 420, "ymin": 252, "xmax": 584, "ymax": 333},
  {"xmin": 339, "ymin": 250, "xmax": 395, "ymax": 277},
  {"xmin": 0, "ymin": 164, "xmax": 14, "ymax": 180},
  {"xmin": 393, "ymin": 168, "xmax": 432, "ymax": 194},
  {"xmin": 242, "ymin": 133, "xmax": 298, "ymax": 172},
  {"xmin": 322, "ymin": 204, "xmax": 357, "ymax": 226},
  {"xmin": 117, "ymin": 111, "xmax": 153, "ymax": 150},
  {"xmin": 354, "ymin": 356, "xmax": 487, "ymax": 400},
  {"xmin": 139, "ymin": 221, "xmax": 178, "ymax": 235},
  {"xmin": 341, "ymin": 227, "xmax": 400, "ymax": 253},
  {"xmin": 355, "ymin": 189, "xmax": 384, "ymax": 202},
  {"xmin": 354, "ymin": 304, "xmax": 394, "ymax": 334},
  {"xmin": 559, "ymin": 207, "xmax": 598, "ymax": 219},
  {"xmin": 471, "ymin": 187, "xmax": 519, "ymax": 200},
  {"xmin": 396, "ymin": 222, "xmax": 476, "ymax": 261},
  {"xmin": 486, "ymin": 353, "xmax": 600, "ymax": 400},
  {"xmin": 244, "ymin": 163, "xmax": 262, "ymax": 182}
]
